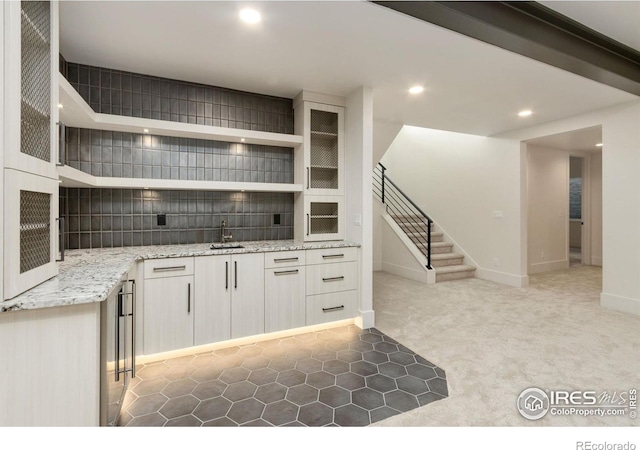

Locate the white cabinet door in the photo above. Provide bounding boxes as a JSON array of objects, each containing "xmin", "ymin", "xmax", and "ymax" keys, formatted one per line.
[
  {"xmin": 143, "ymin": 275, "xmax": 194, "ymax": 355},
  {"xmin": 304, "ymin": 195, "xmax": 345, "ymax": 242},
  {"xmin": 194, "ymin": 255, "xmax": 231, "ymax": 346},
  {"xmin": 301, "ymin": 102, "xmax": 344, "ymax": 196},
  {"xmin": 230, "ymin": 253, "xmax": 264, "ymax": 339},
  {"xmin": 265, "ymin": 266, "xmax": 306, "ymax": 333}
]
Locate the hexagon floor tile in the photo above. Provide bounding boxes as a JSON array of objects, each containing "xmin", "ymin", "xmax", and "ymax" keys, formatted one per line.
[{"xmin": 119, "ymin": 326, "xmax": 447, "ymax": 427}]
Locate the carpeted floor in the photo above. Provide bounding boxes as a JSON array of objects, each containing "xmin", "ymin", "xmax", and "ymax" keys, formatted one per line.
[{"xmin": 370, "ymin": 265, "xmax": 639, "ymax": 426}]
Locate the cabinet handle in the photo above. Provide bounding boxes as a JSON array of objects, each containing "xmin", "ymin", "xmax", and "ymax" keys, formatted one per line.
[
  {"xmin": 234, "ymin": 261, "xmax": 238, "ymax": 289},
  {"xmin": 225, "ymin": 261, "xmax": 229, "ymax": 290},
  {"xmin": 274, "ymin": 257, "xmax": 299, "ymax": 263},
  {"xmin": 322, "ymin": 276, "xmax": 345, "ymax": 282},
  {"xmin": 274, "ymin": 269, "xmax": 299, "ymax": 276},
  {"xmin": 322, "ymin": 305, "xmax": 344, "ymax": 313},
  {"xmin": 322, "ymin": 254, "xmax": 344, "ymax": 259},
  {"xmin": 187, "ymin": 283, "xmax": 191, "ymax": 313},
  {"xmin": 130, "ymin": 279, "xmax": 136, "ymax": 379},
  {"xmin": 153, "ymin": 265, "xmax": 186, "ymax": 272},
  {"xmin": 56, "ymin": 217, "xmax": 65, "ymax": 262},
  {"xmin": 115, "ymin": 289, "xmax": 121, "ymax": 382},
  {"xmin": 307, "ymin": 167, "xmax": 310, "ymax": 189},
  {"xmin": 306, "ymin": 214, "xmax": 310, "ymax": 236},
  {"xmin": 57, "ymin": 122, "xmax": 65, "ymax": 166}
]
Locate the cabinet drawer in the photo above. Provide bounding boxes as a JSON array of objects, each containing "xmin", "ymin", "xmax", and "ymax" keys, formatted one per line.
[
  {"xmin": 306, "ymin": 247, "xmax": 357, "ymax": 265},
  {"xmin": 144, "ymin": 257, "xmax": 194, "ymax": 279},
  {"xmin": 306, "ymin": 261, "xmax": 357, "ymax": 295},
  {"xmin": 306, "ymin": 290, "xmax": 358, "ymax": 326},
  {"xmin": 264, "ymin": 250, "xmax": 306, "ymax": 268}
]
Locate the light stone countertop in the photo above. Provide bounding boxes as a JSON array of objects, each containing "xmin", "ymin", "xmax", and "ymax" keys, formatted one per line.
[{"xmin": 1, "ymin": 240, "xmax": 360, "ymax": 313}]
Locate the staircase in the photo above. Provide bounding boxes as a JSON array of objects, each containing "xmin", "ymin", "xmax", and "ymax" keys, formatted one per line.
[
  {"xmin": 391, "ymin": 214, "xmax": 476, "ymax": 282},
  {"xmin": 373, "ymin": 163, "xmax": 476, "ymax": 283}
]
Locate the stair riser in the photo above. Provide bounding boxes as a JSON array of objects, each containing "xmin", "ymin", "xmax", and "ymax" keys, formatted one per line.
[
  {"xmin": 431, "ymin": 258, "xmax": 464, "ymax": 267},
  {"xmin": 406, "ymin": 234, "xmax": 443, "ymax": 243},
  {"xmin": 436, "ymin": 270, "xmax": 475, "ymax": 282}
]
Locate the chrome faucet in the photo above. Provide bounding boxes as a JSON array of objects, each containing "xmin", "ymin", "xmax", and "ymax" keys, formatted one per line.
[{"xmin": 220, "ymin": 220, "xmax": 233, "ymax": 243}]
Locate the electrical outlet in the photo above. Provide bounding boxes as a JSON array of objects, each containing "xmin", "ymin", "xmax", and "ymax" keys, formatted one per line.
[
  {"xmin": 157, "ymin": 214, "xmax": 166, "ymax": 226},
  {"xmin": 541, "ymin": 251, "xmax": 545, "ymax": 259},
  {"xmin": 355, "ymin": 214, "xmax": 362, "ymax": 226},
  {"xmin": 492, "ymin": 211, "xmax": 503, "ymax": 219},
  {"xmin": 493, "ymin": 258, "xmax": 499, "ymax": 267}
]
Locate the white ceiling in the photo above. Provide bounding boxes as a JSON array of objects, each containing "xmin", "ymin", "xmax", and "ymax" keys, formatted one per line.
[
  {"xmin": 525, "ymin": 125, "xmax": 603, "ymax": 152},
  {"xmin": 541, "ymin": 1, "xmax": 640, "ymax": 52},
  {"xmin": 59, "ymin": 1, "xmax": 639, "ymax": 137}
]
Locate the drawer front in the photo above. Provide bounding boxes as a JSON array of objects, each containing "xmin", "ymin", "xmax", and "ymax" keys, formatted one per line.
[
  {"xmin": 306, "ymin": 247, "xmax": 357, "ymax": 265},
  {"xmin": 306, "ymin": 290, "xmax": 358, "ymax": 326},
  {"xmin": 264, "ymin": 250, "xmax": 306, "ymax": 269},
  {"xmin": 306, "ymin": 261, "xmax": 357, "ymax": 295},
  {"xmin": 144, "ymin": 257, "xmax": 195, "ymax": 279}
]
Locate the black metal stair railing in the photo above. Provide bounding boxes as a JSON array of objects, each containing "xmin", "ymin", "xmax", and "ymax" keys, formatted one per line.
[{"xmin": 373, "ymin": 163, "xmax": 433, "ymax": 269}]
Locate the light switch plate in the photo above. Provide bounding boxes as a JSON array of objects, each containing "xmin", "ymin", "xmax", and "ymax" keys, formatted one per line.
[{"xmin": 355, "ymin": 214, "xmax": 362, "ymax": 226}]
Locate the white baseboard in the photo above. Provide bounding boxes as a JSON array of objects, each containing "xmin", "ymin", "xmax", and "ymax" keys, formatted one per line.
[
  {"xmin": 381, "ymin": 262, "xmax": 429, "ymax": 284},
  {"xmin": 601, "ymin": 292, "xmax": 640, "ymax": 316},
  {"xmin": 528, "ymin": 259, "xmax": 569, "ymax": 274},
  {"xmin": 373, "ymin": 259, "xmax": 383, "ymax": 271},
  {"xmin": 476, "ymin": 268, "xmax": 529, "ymax": 288},
  {"xmin": 591, "ymin": 256, "xmax": 603, "ymax": 267},
  {"xmin": 356, "ymin": 309, "xmax": 376, "ymax": 329}
]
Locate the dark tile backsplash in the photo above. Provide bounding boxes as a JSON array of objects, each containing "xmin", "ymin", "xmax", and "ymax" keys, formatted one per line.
[
  {"xmin": 60, "ymin": 188, "xmax": 293, "ymax": 250},
  {"xmin": 65, "ymin": 128, "xmax": 293, "ymax": 183},
  {"xmin": 63, "ymin": 61, "xmax": 294, "ymax": 134},
  {"xmin": 59, "ymin": 57, "xmax": 297, "ymax": 250}
]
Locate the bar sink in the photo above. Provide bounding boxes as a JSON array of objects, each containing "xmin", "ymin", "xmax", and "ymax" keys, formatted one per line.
[{"xmin": 210, "ymin": 243, "xmax": 245, "ymax": 249}]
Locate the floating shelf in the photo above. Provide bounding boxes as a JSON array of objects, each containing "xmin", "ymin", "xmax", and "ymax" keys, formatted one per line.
[
  {"xmin": 58, "ymin": 77, "xmax": 304, "ymax": 148},
  {"xmin": 58, "ymin": 165, "xmax": 303, "ymax": 193}
]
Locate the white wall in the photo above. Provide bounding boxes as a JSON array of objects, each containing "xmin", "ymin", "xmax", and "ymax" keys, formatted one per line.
[
  {"xmin": 345, "ymin": 86, "xmax": 374, "ymax": 329},
  {"xmin": 527, "ymin": 145, "xmax": 569, "ymax": 274},
  {"xmin": 498, "ymin": 100, "xmax": 640, "ymax": 315},
  {"xmin": 590, "ymin": 152, "xmax": 603, "ymax": 266},
  {"xmin": 600, "ymin": 102, "xmax": 640, "ymax": 315},
  {"xmin": 380, "ymin": 126, "xmax": 526, "ymax": 287}
]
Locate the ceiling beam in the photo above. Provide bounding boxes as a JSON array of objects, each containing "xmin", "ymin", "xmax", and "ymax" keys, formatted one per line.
[{"xmin": 372, "ymin": 1, "xmax": 640, "ymax": 96}]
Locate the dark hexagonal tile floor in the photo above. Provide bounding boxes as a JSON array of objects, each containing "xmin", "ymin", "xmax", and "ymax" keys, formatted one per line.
[{"xmin": 119, "ymin": 326, "xmax": 447, "ymax": 427}]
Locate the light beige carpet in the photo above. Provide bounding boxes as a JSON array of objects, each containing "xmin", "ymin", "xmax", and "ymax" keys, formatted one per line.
[{"xmin": 371, "ymin": 266, "xmax": 639, "ymax": 426}]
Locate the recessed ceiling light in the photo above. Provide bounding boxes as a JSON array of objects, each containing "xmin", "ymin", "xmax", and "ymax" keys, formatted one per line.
[
  {"xmin": 143, "ymin": 129, "xmax": 149, "ymax": 133},
  {"xmin": 518, "ymin": 110, "xmax": 533, "ymax": 117},
  {"xmin": 596, "ymin": 143, "xmax": 603, "ymax": 147},
  {"xmin": 241, "ymin": 138, "xmax": 245, "ymax": 142},
  {"xmin": 409, "ymin": 86, "xmax": 424, "ymax": 95},
  {"xmin": 239, "ymin": 8, "xmax": 261, "ymax": 24},
  {"xmin": 57, "ymin": 103, "xmax": 64, "ymax": 109}
]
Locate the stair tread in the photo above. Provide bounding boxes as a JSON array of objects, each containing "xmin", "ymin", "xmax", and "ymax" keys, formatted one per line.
[
  {"xmin": 435, "ymin": 264, "xmax": 476, "ymax": 274},
  {"xmin": 406, "ymin": 230, "xmax": 443, "ymax": 236},
  {"xmin": 430, "ymin": 252, "xmax": 464, "ymax": 260}
]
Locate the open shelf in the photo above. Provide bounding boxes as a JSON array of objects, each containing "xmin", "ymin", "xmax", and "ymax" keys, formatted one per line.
[
  {"xmin": 58, "ymin": 77, "xmax": 304, "ymax": 148},
  {"xmin": 58, "ymin": 165, "xmax": 303, "ymax": 193}
]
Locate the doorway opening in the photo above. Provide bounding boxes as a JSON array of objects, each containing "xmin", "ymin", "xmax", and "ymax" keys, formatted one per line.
[{"xmin": 569, "ymin": 156, "xmax": 583, "ymax": 266}]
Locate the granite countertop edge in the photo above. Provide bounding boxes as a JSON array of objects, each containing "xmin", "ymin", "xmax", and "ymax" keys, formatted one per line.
[{"xmin": 1, "ymin": 240, "xmax": 360, "ymax": 313}]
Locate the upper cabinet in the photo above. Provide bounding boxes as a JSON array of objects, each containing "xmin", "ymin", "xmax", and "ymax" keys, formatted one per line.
[
  {"xmin": 294, "ymin": 92, "xmax": 346, "ymax": 242},
  {"xmin": 3, "ymin": 1, "xmax": 60, "ymax": 299},
  {"xmin": 4, "ymin": 0, "xmax": 59, "ymax": 178},
  {"xmin": 296, "ymin": 101, "xmax": 344, "ymax": 196}
]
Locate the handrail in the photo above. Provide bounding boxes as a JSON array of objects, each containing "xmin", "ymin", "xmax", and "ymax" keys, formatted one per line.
[
  {"xmin": 381, "ymin": 171, "xmax": 433, "ymax": 223},
  {"xmin": 373, "ymin": 162, "xmax": 432, "ymax": 270}
]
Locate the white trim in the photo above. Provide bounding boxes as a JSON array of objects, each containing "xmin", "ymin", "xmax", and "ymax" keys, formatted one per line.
[
  {"xmin": 601, "ymin": 292, "xmax": 640, "ymax": 316},
  {"xmin": 355, "ymin": 309, "xmax": 375, "ymax": 329},
  {"xmin": 59, "ymin": 76, "xmax": 303, "ymax": 148},
  {"xmin": 528, "ymin": 259, "xmax": 570, "ymax": 274},
  {"xmin": 293, "ymin": 90, "xmax": 346, "ymax": 109},
  {"xmin": 381, "ymin": 262, "xmax": 429, "ymax": 283},
  {"xmin": 476, "ymin": 268, "xmax": 529, "ymax": 288},
  {"xmin": 591, "ymin": 256, "xmax": 602, "ymax": 267},
  {"xmin": 58, "ymin": 165, "xmax": 303, "ymax": 192}
]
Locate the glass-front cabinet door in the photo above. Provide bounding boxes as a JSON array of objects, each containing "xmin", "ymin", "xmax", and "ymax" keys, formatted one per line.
[
  {"xmin": 304, "ymin": 196, "xmax": 344, "ymax": 242},
  {"xmin": 303, "ymin": 102, "xmax": 344, "ymax": 196}
]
